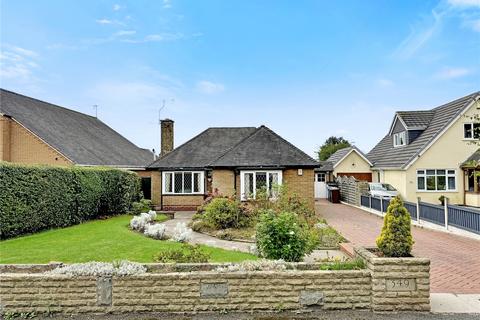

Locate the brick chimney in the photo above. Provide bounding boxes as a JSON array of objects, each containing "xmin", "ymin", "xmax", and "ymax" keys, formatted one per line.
[{"xmin": 160, "ymin": 119, "xmax": 174, "ymax": 157}]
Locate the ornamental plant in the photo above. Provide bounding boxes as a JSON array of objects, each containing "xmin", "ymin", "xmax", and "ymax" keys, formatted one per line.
[
  {"xmin": 376, "ymin": 196, "xmax": 414, "ymax": 257},
  {"xmin": 202, "ymin": 197, "xmax": 249, "ymax": 229},
  {"xmin": 255, "ymin": 211, "xmax": 314, "ymax": 262}
]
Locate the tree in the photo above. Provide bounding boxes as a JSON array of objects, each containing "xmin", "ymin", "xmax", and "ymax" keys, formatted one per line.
[
  {"xmin": 317, "ymin": 136, "xmax": 351, "ymax": 161},
  {"xmin": 376, "ymin": 197, "xmax": 414, "ymax": 257}
]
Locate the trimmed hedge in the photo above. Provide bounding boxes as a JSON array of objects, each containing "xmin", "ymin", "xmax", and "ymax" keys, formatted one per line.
[{"xmin": 0, "ymin": 162, "xmax": 140, "ymax": 239}]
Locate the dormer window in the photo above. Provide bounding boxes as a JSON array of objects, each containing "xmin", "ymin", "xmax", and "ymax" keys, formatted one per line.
[
  {"xmin": 464, "ymin": 123, "xmax": 480, "ymax": 140},
  {"xmin": 393, "ymin": 131, "xmax": 406, "ymax": 147}
]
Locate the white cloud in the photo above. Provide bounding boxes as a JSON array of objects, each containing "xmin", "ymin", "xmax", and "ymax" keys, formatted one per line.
[
  {"xmin": 113, "ymin": 4, "xmax": 125, "ymax": 11},
  {"xmin": 114, "ymin": 30, "xmax": 136, "ymax": 37},
  {"xmin": 96, "ymin": 18, "xmax": 113, "ymax": 24},
  {"xmin": 447, "ymin": 0, "xmax": 480, "ymax": 8},
  {"xmin": 0, "ymin": 45, "xmax": 39, "ymax": 83},
  {"xmin": 393, "ymin": 8, "xmax": 445, "ymax": 60},
  {"xmin": 163, "ymin": 0, "xmax": 172, "ymax": 9},
  {"xmin": 195, "ymin": 80, "xmax": 225, "ymax": 94},
  {"xmin": 435, "ymin": 67, "xmax": 472, "ymax": 79}
]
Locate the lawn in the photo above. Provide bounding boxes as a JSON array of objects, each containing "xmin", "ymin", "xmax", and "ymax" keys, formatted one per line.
[{"xmin": 0, "ymin": 215, "xmax": 257, "ymax": 264}]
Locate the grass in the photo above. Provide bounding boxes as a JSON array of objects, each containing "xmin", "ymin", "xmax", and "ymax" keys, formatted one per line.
[
  {"xmin": 319, "ymin": 258, "xmax": 365, "ymax": 270},
  {"xmin": 0, "ymin": 215, "xmax": 257, "ymax": 264}
]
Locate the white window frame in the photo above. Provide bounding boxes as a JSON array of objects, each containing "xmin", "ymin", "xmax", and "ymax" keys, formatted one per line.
[
  {"xmin": 463, "ymin": 123, "xmax": 480, "ymax": 140},
  {"xmin": 162, "ymin": 171, "xmax": 204, "ymax": 195},
  {"xmin": 393, "ymin": 131, "xmax": 407, "ymax": 147},
  {"xmin": 240, "ymin": 170, "xmax": 283, "ymax": 200},
  {"xmin": 316, "ymin": 173, "xmax": 326, "ymax": 183},
  {"xmin": 416, "ymin": 169, "xmax": 457, "ymax": 192}
]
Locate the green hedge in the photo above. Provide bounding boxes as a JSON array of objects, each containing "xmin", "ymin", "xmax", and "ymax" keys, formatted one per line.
[{"xmin": 0, "ymin": 162, "xmax": 140, "ymax": 239}]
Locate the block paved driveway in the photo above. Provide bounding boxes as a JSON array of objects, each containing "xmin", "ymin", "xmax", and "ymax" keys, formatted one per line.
[{"xmin": 316, "ymin": 200, "xmax": 480, "ymax": 294}]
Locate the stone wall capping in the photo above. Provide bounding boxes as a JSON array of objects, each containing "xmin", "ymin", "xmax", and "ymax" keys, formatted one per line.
[{"xmin": 0, "ymin": 246, "xmax": 431, "ymax": 314}]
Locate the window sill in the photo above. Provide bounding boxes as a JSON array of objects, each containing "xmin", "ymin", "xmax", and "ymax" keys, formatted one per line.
[
  {"xmin": 416, "ymin": 190, "xmax": 458, "ymax": 193},
  {"xmin": 163, "ymin": 193, "xmax": 205, "ymax": 196}
]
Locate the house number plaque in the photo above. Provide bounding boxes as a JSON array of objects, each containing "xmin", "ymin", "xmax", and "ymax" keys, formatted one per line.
[{"xmin": 386, "ymin": 278, "xmax": 416, "ymax": 291}]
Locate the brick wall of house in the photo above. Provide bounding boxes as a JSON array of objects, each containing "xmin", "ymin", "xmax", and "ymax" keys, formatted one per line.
[
  {"xmin": 283, "ymin": 168, "xmax": 315, "ymax": 209},
  {"xmin": 0, "ymin": 116, "xmax": 11, "ymax": 161},
  {"xmin": 212, "ymin": 169, "xmax": 236, "ymax": 196},
  {"xmin": 0, "ymin": 116, "xmax": 72, "ymax": 166},
  {"xmin": 162, "ymin": 195, "xmax": 204, "ymax": 211},
  {"xmin": 150, "ymin": 171, "xmax": 162, "ymax": 206}
]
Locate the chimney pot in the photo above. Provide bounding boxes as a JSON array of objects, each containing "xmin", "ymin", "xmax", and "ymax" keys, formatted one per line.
[{"xmin": 160, "ymin": 119, "xmax": 174, "ymax": 157}]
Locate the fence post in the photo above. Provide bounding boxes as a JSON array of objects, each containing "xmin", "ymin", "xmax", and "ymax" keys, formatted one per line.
[
  {"xmin": 416, "ymin": 197, "xmax": 421, "ymax": 223},
  {"xmin": 444, "ymin": 197, "xmax": 449, "ymax": 230},
  {"xmin": 369, "ymin": 195, "xmax": 372, "ymax": 209},
  {"xmin": 380, "ymin": 196, "xmax": 383, "ymax": 213}
]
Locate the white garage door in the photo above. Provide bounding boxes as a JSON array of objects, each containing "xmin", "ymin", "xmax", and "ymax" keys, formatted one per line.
[{"xmin": 314, "ymin": 173, "xmax": 327, "ymax": 198}]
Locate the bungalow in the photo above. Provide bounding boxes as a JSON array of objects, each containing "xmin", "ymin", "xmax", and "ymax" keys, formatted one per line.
[
  {"xmin": 148, "ymin": 122, "xmax": 319, "ymax": 210},
  {"xmin": 0, "ymin": 89, "xmax": 155, "ymax": 197},
  {"xmin": 368, "ymin": 91, "xmax": 480, "ymax": 206}
]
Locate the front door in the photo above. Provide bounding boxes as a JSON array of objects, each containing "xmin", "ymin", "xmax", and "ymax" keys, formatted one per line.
[{"xmin": 314, "ymin": 173, "xmax": 327, "ymax": 198}]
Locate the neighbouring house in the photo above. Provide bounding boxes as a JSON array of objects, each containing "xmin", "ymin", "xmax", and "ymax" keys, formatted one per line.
[
  {"xmin": 324, "ymin": 146, "xmax": 373, "ymax": 182},
  {"xmin": 0, "ymin": 89, "xmax": 155, "ymax": 198},
  {"xmin": 148, "ymin": 123, "xmax": 319, "ymax": 211},
  {"xmin": 368, "ymin": 91, "xmax": 480, "ymax": 206}
]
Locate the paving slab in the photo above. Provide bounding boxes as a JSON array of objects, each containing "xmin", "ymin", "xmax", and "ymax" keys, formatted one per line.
[{"xmin": 431, "ymin": 293, "xmax": 480, "ymax": 313}]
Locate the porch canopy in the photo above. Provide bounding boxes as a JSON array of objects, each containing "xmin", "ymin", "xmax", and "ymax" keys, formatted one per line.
[{"xmin": 462, "ymin": 149, "xmax": 480, "ymax": 193}]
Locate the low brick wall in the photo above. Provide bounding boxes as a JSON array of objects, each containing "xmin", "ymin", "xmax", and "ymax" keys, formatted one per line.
[
  {"xmin": 0, "ymin": 269, "xmax": 371, "ymax": 314},
  {"xmin": 355, "ymin": 247, "xmax": 430, "ymax": 312}
]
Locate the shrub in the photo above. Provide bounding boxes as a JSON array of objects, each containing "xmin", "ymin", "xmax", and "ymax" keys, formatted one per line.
[
  {"xmin": 144, "ymin": 223, "xmax": 167, "ymax": 240},
  {"xmin": 319, "ymin": 258, "xmax": 365, "ymax": 270},
  {"xmin": 46, "ymin": 261, "xmax": 146, "ymax": 276},
  {"xmin": 0, "ymin": 163, "xmax": 140, "ymax": 239},
  {"xmin": 215, "ymin": 259, "xmax": 287, "ymax": 272},
  {"xmin": 154, "ymin": 243, "xmax": 210, "ymax": 263},
  {"xmin": 171, "ymin": 222, "xmax": 193, "ymax": 242},
  {"xmin": 203, "ymin": 197, "xmax": 250, "ymax": 229},
  {"xmin": 376, "ymin": 197, "xmax": 414, "ymax": 257},
  {"xmin": 255, "ymin": 211, "xmax": 314, "ymax": 262},
  {"xmin": 130, "ymin": 199, "xmax": 152, "ymax": 215}
]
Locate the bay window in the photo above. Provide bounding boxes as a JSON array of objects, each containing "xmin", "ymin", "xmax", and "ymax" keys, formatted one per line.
[
  {"xmin": 162, "ymin": 171, "xmax": 204, "ymax": 194},
  {"xmin": 240, "ymin": 170, "xmax": 282, "ymax": 200},
  {"xmin": 417, "ymin": 169, "xmax": 456, "ymax": 191}
]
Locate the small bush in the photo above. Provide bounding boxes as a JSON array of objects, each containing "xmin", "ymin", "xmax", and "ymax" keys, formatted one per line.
[
  {"xmin": 130, "ymin": 199, "xmax": 152, "ymax": 215},
  {"xmin": 319, "ymin": 258, "xmax": 365, "ymax": 270},
  {"xmin": 376, "ymin": 197, "xmax": 414, "ymax": 257},
  {"xmin": 203, "ymin": 198, "xmax": 250, "ymax": 229},
  {"xmin": 154, "ymin": 243, "xmax": 210, "ymax": 263},
  {"xmin": 171, "ymin": 222, "xmax": 193, "ymax": 242},
  {"xmin": 144, "ymin": 223, "xmax": 166, "ymax": 240},
  {"xmin": 215, "ymin": 259, "xmax": 287, "ymax": 272},
  {"xmin": 255, "ymin": 211, "xmax": 314, "ymax": 262},
  {"xmin": 46, "ymin": 261, "xmax": 146, "ymax": 276}
]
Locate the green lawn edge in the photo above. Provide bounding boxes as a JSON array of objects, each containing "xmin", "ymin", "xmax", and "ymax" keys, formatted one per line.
[{"xmin": 0, "ymin": 215, "xmax": 257, "ymax": 264}]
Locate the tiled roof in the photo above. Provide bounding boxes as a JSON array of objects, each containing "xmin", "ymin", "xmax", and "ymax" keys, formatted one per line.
[
  {"xmin": 149, "ymin": 126, "xmax": 319, "ymax": 169},
  {"xmin": 368, "ymin": 92, "xmax": 480, "ymax": 169},
  {"xmin": 396, "ymin": 111, "xmax": 435, "ymax": 129},
  {"xmin": 326, "ymin": 146, "xmax": 371, "ymax": 167},
  {"xmin": 462, "ymin": 149, "xmax": 480, "ymax": 167},
  {"xmin": 0, "ymin": 89, "xmax": 154, "ymax": 167}
]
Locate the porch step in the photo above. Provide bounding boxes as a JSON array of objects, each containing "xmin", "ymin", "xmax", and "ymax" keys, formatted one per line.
[{"xmin": 339, "ymin": 242, "xmax": 355, "ymax": 258}]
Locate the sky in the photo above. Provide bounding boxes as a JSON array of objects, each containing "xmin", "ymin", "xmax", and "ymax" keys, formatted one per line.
[{"xmin": 1, "ymin": 0, "xmax": 479, "ymax": 158}]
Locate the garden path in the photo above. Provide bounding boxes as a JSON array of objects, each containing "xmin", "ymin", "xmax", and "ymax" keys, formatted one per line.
[{"xmin": 162, "ymin": 212, "xmax": 252, "ymax": 253}]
